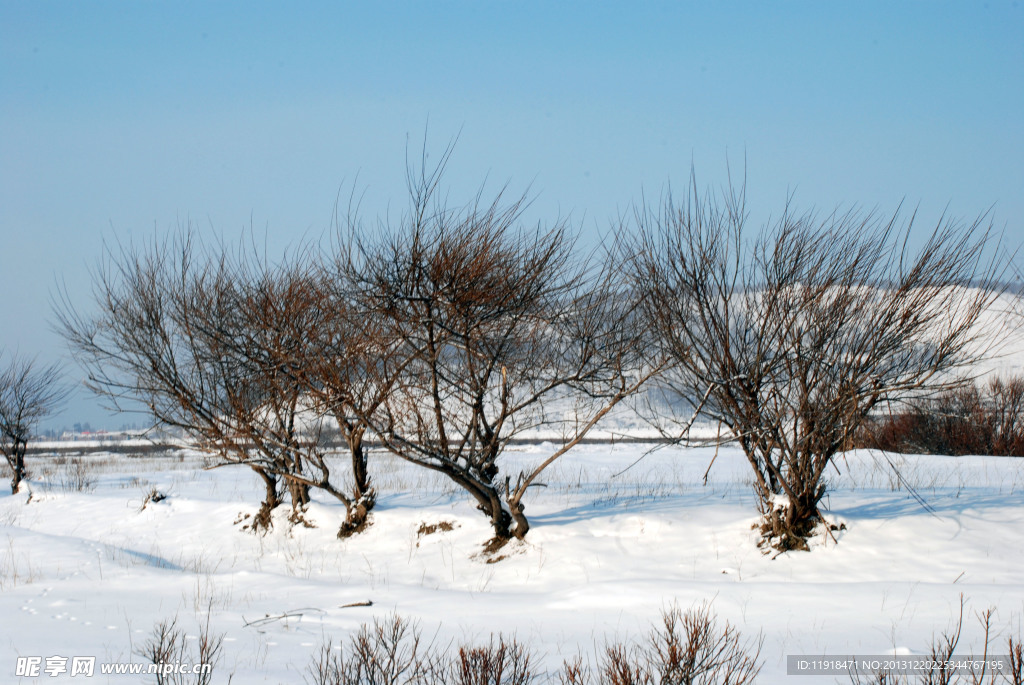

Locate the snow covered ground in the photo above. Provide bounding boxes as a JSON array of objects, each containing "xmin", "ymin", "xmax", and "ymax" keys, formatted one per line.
[{"xmin": 2, "ymin": 442, "xmax": 1023, "ymax": 683}]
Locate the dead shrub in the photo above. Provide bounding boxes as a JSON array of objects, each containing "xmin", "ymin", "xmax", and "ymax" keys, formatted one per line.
[
  {"xmin": 598, "ymin": 644, "xmax": 653, "ymax": 685},
  {"xmin": 140, "ymin": 488, "xmax": 168, "ymax": 511},
  {"xmin": 306, "ymin": 614, "xmax": 437, "ymax": 685},
  {"xmin": 308, "ymin": 606, "xmax": 760, "ymax": 685},
  {"xmin": 850, "ymin": 597, "xmax": 1023, "ymax": 685},
  {"xmin": 57, "ymin": 456, "xmax": 97, "ymax": 492},
  {"xmin": 448, "ymin": 635, "xmax": 537, "ymax": 685},
  {"xmin": 1009, "ymin": 637, "xmax": 1023, "ymax": 685},
  {"xmin": 598, "ymin": 603, "xmax": 761, "ymax": 685},
  {"xmin": 558, "ymin": 657, "xmax": 589, "ymax": 685},
  {"xmin": 137, "ymin": 612, "xmax": 223, "ymax": 685}
]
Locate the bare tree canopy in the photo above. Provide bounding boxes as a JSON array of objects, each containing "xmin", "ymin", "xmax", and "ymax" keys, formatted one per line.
[
  {"xmin": 0, "ymin": 352, "xmax": 68, "ymax": 493},
  {"xmin": 339, "ymin": 148, "xmax": 659, "ymax": 543},
  {"xmin": 631, "ymin": 175, "xmax": 1008, "ymax": 551},
  {"xmin": 55, "ymin": 233, "xmax": 375, "ymax": 534}
]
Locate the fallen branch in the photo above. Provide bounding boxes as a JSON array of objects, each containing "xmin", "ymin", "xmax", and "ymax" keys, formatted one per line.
[{"xmin": 243, "ymin": 607, "xmax": 324, "ymax": 628}]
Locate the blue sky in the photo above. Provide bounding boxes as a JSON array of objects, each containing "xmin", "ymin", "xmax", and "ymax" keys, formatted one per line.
[{"xmin": 2, "ymin": 2, "xmax": 1022, "ymax": 429}]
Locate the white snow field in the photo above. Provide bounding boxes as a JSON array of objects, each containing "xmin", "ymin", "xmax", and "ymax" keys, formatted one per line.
[
  {"xmin": 2, "ymin": 441, "xmax": 1024, "ymax": 684},
  {"xmin": 3, "ymin": 294, "xmax": 1023, "ymax": 683}
]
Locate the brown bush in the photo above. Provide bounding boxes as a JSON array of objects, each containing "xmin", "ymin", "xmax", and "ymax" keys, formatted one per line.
[
  {"xmin": 857, "ymin": 376, "xmax": 1024, "ymax": 457},
  {"xmin": 449, "ymin": 636, "xmax": 536, "ymax": 685}
]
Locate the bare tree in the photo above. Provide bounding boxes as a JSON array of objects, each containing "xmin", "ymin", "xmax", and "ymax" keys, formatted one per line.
[
  {"xmin": 341, "ymin": 148, "xmax": 658, "ymax": 544},
  {"xmin": 203, "ymin": 250, "xmax": 384, "ymax": 532},
  {"xmin": 631, "ymin": 175, "xmax": 1005, "ymax": 551},
  {"xmin": 56, "ymin": 233, "xmax": 371, "ymax": 533},
  {"xmin": 0, "ymin": 352, "xmax": 69, "ymax": 493},
  {"xmin": 298, "ymin": 260, "xmax": 408, "ymax": 537}
]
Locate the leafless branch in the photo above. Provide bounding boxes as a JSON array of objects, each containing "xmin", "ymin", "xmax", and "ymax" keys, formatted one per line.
[{"xmin": 631, "ymin": 171, "xmax": 1008, "ymax": 551}]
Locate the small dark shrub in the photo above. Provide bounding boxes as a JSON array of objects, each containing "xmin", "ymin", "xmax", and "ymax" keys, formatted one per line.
[
  {"xmin": 308, "ymin": 622, "xmax": 534, "ymax": 685},
  {"xmin": 1009, "ymin": 636, "xmax": 1023, "ymax": 685},
  {"xmin": 140, "ymin": 488, "xmax": 168, "ymax": 511},
  {"xmin": 598, "ymin": 643, "xmax": 651, "ymax": 685}
]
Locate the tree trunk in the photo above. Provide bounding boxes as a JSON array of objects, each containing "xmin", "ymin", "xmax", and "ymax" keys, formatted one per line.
[
  {"xmin": 9, "ymin": 443, "xmax": 27, "ymax": 495},
  {"xmin": 757, "ymin": 489, "xmax": 822, "ymax": 552},
  {"xmin": 452, "ymin": 472, "xmax": 518, "ymax": 544},
  {"xmin": 349, "ymin": 429, "xmax": 376, "ymax": 508},
  {"xmin": 508, "ymin": 502, "xmax": 530, "ymax": 540},
  {"xmin": 338, "ymin": 490, "xmax": 376, "ymax": 538},
  {"xmin": 337, "ymin": 430, "xmax": 376, "ymax": 538},
  {"xmin": 287, "ymin": 478, "xmax": 312, "ymax": 525},
  {"xmin": 250, "ymin": 467, "xmax": 280, "ymax": 533},
  {"xmin": 486, "ymin": 491, "xmax": 531, "ymax": 544}
]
